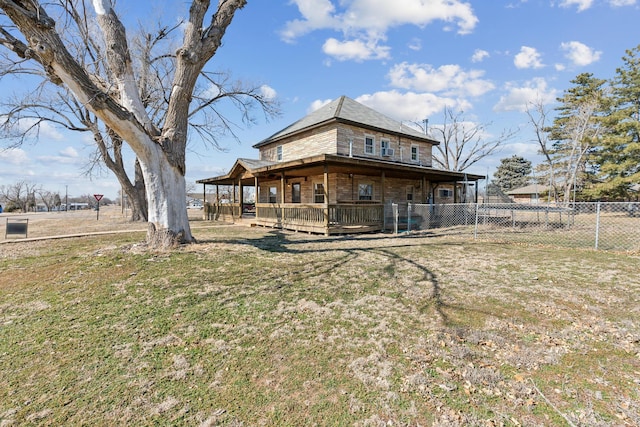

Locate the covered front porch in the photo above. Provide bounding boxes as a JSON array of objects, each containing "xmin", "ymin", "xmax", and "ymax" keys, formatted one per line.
[{"xmin": 197, "ymin": 154, "xmax": 483, "ymax": 235}]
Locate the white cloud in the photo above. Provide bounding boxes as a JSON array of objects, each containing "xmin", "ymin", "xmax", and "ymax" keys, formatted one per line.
[
  {"xmin": 260, "ymin": 85, "xmax": 277, "ymax": 100},
  {"xmin": 202, "ymin": 82, "xmax": 221, "ymax": 99},
  {"xmin": 514, "ymin": 46, "xmax": 544, "ymax": 69},
  {"xmin": 558, "ymin": 0, "xmax": 594, "ymax": 11},
  {"xmin": 560, "ymin": 41, "xmax": 602, "ymax": 66},
  {"xmin": 609, "ymin": 0, "xmax": 636, "ymax": 6},
  {"xmin": 17, "ymin": 118, "xmax": 65, "ymax": 141},
  {"xmin": 355, "ymin": 90, "xmax": 471, "ymax": 122},
  {"xmin": 471, "ymin": 49, "xmax": 490, "ymax": 63},
  {"xmin": 308, "ymin": 98, "xmax": 334, "ymax": 113},
  {"xmin": 494, "ymin": 78, "xmax": 557, "ymax": 112},
  {"xmin": 408, "ymin": 38, "xmax": 422, "ymax": 51},
  {"xmin": 36, "ymin": 146, "xmax": 81, "ymax": 164},
  {"xmin": 282, "ymin": 0, "xmax": 478, "ymax": 61},
  {"xmin": 388, "ymin": 62, "xmax": 495, "ymax": 97},
  {"xmin": 280, "ymin": 0, "xmax": 338, "ymax": 42},
  {"xmin": 0, "ymin": 147, "xmax": 29, "ymax": 165},
  {"xmin": 322, "ymin": 37, "xmax": 391, "ymax": 61}
]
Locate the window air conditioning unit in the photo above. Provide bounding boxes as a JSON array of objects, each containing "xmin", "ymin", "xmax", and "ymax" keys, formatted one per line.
[{"xmin": 382, "ymin": 148, "xmax": 394, "ymax": 156}]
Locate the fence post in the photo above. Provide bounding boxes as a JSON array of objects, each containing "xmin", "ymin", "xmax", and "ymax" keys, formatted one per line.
[
  {"xmin": 474, "ymin": 203, "xmax": 479, "ymax": 240},
  {"xmin": 393, "ymin": 203, "xmax": 399, "ymax": 235},
  {"xmin": 407, "ymin": 203, "xmax": 412, "ymax": 232},
  {"xmin": 595, "ymin": 201, "xmax": 601, "ymax": 250}
]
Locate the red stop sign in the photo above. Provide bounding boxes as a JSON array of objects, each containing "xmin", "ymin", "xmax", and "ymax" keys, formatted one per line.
[{"xmin": 94, "ymin": 194, "xmax": 104, "ymax": 202}]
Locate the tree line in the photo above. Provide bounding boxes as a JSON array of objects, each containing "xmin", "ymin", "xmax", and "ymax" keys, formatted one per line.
[
  {"xmin": 0, "ymin": 180, "xmax": 114, "ymax": 213},
  {"xmin": 494, "ymin": 45, "xmax": 640, "ymax": 203}
]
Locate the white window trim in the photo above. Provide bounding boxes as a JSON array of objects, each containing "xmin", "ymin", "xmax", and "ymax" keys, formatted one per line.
[
  {"xmin": 364, "ymin": 135, "xmax": 375, "ymax": 155},
  {"xmin": 410, "ymin": 145, "xmax": 419, "ymax": 162}
]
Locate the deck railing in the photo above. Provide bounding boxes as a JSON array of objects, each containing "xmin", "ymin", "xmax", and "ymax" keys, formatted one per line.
[
  {"xmin": 255, "ymin": 203, "xmax": 384, "ymax": 233},
  {"xmin": 204, "ymin": 203, "xmax": 241, "ymax": 220}
]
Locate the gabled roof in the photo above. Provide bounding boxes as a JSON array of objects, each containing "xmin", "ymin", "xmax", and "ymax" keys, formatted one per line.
[
  {"xmin": 506, "ymin": 184, "xmax": 551, "ymax": 195},
  {"xmin": 253, "ymin": 95, "xmax": 437, "ymax": 148}
]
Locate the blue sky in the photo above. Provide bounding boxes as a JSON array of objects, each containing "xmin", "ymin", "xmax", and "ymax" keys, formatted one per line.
[{"xmin": 1, "ymin": 0, "xmax": 639, "ymax": 200}]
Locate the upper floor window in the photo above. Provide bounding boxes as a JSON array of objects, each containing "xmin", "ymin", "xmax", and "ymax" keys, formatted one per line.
[
  {"xmin": 380, "ymin": 139, "xmax": 393, "ymax": 157},
  {"xmin": 411, "ymin": 145, "xmax": 419, "ymax": 162},
  {"xmin": 365, "ymin": 136, "xmax": 374, "ymax": 155},
  {"xmin": 276, "ymin": 145, "xmax": 283, "ymax": 161}
]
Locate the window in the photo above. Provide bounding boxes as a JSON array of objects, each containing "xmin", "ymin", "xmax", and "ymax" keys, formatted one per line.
[
  {"xmin": 314, "ymin": 183, "xmax": 325, "ymax": 203},
  {"xmin": 269, "ymin": 186, "xmax": 277, "ymax": 203},
  {"xmin": 438, "ymin": 188, "xmax": 453, "ymax": 198},
  {"xmin": 358, "ymin": 183, "xmax": 373, "ymax": 201},
  {"xmin": 380, "ymin": 139, "xmax": 389, "ymax": 154},
  {"xmin": 380, "ymin": 139, "xmax": 393, "ymax": 156},
  {"xmin": 292, "ymin": 183, "xmax": 301, "ymax": 203},
  {"xmin": 365, "ymin": 136, "xmax": 374, "ymax": 154},
  {"xmin": 406, "ymin": 186, "xmax": 414, "ymax": 201},
  {"xmin": 276, "ymin": 145, "xmax": 283, "ymax": 161},
  {"xmin": 411, "ymin": 145, "xmax": 419, "ymax": 162}
]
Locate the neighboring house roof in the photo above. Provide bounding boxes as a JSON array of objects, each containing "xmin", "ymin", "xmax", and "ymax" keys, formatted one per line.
[
  {"xmin": 253, "ymin": 95, "xmax": 438, "ymax": 148},
  {"xmin": 506, "ymin": 184, "xmax": 550, "ymax": 195}
]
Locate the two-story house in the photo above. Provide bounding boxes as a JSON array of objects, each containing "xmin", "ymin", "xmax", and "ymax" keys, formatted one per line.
[{"xmin": 197, "ymin": 96, "xmax": 483, "ymax": 234}]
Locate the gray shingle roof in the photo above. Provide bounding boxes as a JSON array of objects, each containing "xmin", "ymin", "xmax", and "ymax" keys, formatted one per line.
[{"xmin": 253, "ymin": 95, "xmax": 435, "ymax": 147}]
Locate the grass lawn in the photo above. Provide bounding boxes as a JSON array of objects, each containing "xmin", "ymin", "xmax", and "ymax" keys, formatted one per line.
[{"xmin": 1, "ymin": 225, "xmax": 639, "ymax": 426}]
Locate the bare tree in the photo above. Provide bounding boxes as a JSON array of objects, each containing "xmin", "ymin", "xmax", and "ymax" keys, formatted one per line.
[
  {"xmin": 526, "ymin": 101, "xmax": 559, "ymax": 202},
  {"xmin": 0, "ymin": 180, "xmax": 39, "ymax": 212},
  {"xmin": 0, "ymin": 1, "xmax": 277, "ymax": 230},
  {"xmin": 0, "ymin": 0, "xmax": 270, "ymax": 248},
  {"xmin": 35, "ymin": 187, "xmax": 59, "ymax": 211},
  {"xmin": 425, "ymin": 107, "xmax": 517, "ymax": 172}
]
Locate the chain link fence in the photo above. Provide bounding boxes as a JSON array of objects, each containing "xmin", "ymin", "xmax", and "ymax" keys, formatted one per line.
[{"xmin": 386, "ymin": 201, "xmax": 640, "ymax": 252}]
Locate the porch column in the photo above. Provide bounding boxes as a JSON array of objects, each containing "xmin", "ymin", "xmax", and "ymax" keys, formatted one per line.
[
  {"xmin": 239, "ymin": 180, "xmax": 244, "ymax": 217},
  {"xmin": 422, "ymin": 176, "xmax": 427, "ymax": 202},
  {"xmin": 202, "ymin": 183, "xmax": 206, "ymax": 220},
  {"xmin": 254, "ymin": 176, "xmax": 259, "ymax": 219},
  {"xmin": 280, "ymin": 172, "xmax": 286, "ymax": 203},
  {"xmin": 381, "ymin": 171, "xmax": 386, "ymax": 204},
  {"xmin": 323, "ymin": 164, "xmax": 329, "ymax": 235}
]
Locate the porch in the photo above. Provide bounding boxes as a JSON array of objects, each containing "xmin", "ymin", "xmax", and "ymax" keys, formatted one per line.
[
  {"xmin": 197, "ymin": 154, "xmax": 483, "ymax": 236},
  {"xmin": 205, "ymin": 201, "xmax": 384, "ymax": 235}
]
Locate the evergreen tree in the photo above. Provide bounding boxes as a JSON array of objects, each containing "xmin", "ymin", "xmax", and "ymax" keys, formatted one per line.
[
  {"xmin": 545, "ymin": 73, "xmax": 607, "ymax": 202},
  {"xmin": 591, "ymin": 45, "xmax": 640, "ymax": 199},
  {"xmin": 493, "ymin": 155, "xmax": 532, "ymax": 193}
]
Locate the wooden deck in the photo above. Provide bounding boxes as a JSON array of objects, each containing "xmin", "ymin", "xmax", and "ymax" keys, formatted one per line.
[{"xmin": 205, "ymin": 203, "xmax": 384, "ymax": 235}]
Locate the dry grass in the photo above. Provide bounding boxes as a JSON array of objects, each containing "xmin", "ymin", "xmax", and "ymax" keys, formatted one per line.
[{"xmin": 0, "ymin": 213, "xmax": 639, "ymax": 426}]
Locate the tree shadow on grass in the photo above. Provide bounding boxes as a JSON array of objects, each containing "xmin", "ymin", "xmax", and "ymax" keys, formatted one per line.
[{"xmin": 198, "ymin": 229, "xmax": 492, "ymax": 327}]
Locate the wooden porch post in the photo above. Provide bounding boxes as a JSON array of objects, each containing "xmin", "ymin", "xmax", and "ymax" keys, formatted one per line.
[
  {"xmin": 323, "ymin": 164, "xmax": 329, "ymax": 235},
  {"xmin": 381, "ymin": 171, "xmax": 386, "ymax": 204},
  {"xmin": 202, "ymin": 183, "xmax": 206, "ymax": 220},
  {"xmin": 422, "ymin": 176, "xmax": 427, "ymax": 202},
  {"xmin": 280, "ymin": 172, "xmax": 286, "ymax": 204},
  {"xmin": 239, "ymin": 179, "xmax": 244, "ymax": 217},
  {"xmin": 254, "ymin": 176, "xmax": 259, "ymax": 219}
]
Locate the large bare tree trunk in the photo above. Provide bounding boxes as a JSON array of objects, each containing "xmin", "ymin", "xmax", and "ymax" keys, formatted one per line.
[{"xmin": 0, "ymin": 0, "xmax": 246, "ymax": 248}]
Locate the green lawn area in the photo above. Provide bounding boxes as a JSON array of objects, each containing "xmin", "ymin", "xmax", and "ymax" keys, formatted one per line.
[{"xmin": 1, "ymin": 226, "xmax": 639, "ymax": 426}]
